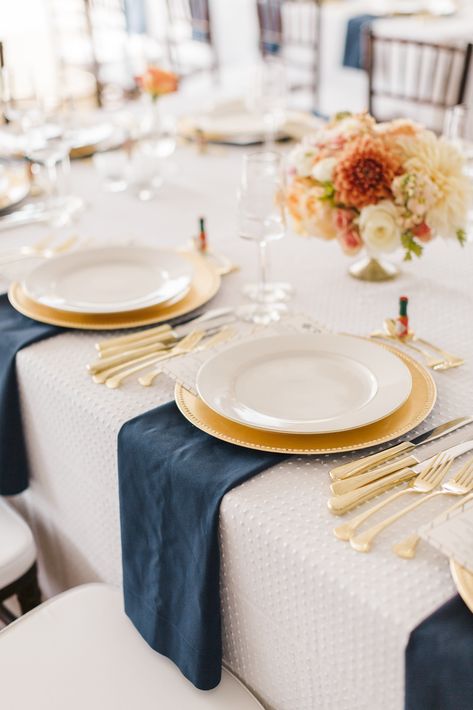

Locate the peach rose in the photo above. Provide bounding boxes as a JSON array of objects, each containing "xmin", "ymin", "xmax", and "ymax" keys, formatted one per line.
[
  {"xmin": 136, "ymin": 67, "xmax": 178, "ymax": 99},
  {"xmin": 286, "ymin": 183, "xmax": 337, "ymax": 239}
]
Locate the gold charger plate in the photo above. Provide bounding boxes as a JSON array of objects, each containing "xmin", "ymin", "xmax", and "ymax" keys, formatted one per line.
[
  {"xmin": 450, "ymin": 560, "xmax": 473, "ymax": 614},
  {"xmin": 8, "ymin": 252, "xmax": 220, "ymax": 331},
  {"xmin": 175, "ymin": 345, "xmax": 436, "ymax": 454}
]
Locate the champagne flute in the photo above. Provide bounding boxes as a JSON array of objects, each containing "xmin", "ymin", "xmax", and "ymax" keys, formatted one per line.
[{"xmin": 237, "ymin": 151, "xmax": 288, "ymax": 324}]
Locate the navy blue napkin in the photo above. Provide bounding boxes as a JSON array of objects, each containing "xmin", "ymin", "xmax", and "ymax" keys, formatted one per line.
[
  {"xmin": 118, "ymin": 400, "xmax": 286, "ymax": 689},
  {"xmin": 405, "ymin": 594, "xmax": 473, "ymax": 709},
  {"xmin": 343, "ymin": 14, "xmax": 378, "ymax": 69},
  {"xmin": 0, "ymin": 294, "xmax": 62, "ymax": 495}
]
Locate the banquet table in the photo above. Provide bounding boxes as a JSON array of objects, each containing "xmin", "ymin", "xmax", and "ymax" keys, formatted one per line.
[{"xmin": 4, "ymin": 141, "xmax": 473, "ymax": 710}]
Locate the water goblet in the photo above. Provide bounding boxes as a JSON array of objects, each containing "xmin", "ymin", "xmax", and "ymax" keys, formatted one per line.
[{"xmin": 237, "ymin": 151, "xmax": 289, "ymax": 325}]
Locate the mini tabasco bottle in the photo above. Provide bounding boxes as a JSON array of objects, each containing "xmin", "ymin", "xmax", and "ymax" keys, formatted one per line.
[{"xmin": 396, "ymin": 296, "xmax": 409, "ymax": 339}]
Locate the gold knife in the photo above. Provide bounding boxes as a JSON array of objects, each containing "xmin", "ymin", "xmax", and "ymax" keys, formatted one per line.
[
  {"xmin": 330, "ymin": 416, "xmax": 473, "ymax": 482},
  {"xmin": 328, "ymin": 437, "xmax": 473, "ymax": 515}
]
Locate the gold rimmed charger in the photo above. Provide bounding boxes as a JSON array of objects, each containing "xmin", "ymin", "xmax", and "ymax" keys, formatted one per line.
[
  {"xmin": 450, "ymin": 560, "xmax": 473, "ymax": 613},
  {"xmin": 8, "ymin": 252, "xmax": 221, "ymax": 330},
  {"xmin": 175, "ymin": 345, "xmax": 436, "ymax": 455}
]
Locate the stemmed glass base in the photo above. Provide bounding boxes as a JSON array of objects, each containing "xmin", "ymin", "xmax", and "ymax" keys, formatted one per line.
[
  {"xmin": 237, "ymin": 302, "xmax": 288, "ymax": 325},
  {"xmin": 242, "ymin": 282, "xmax": 294, "ymax": 303}
]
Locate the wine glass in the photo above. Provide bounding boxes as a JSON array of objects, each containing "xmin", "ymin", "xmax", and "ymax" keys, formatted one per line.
[
  {"xmin": 129, "ymin": 141, "xmax": 163, "ymax": 201},
  {"xmin": 444, "ymin": 104, "xmax": 473, "ymax": 238},
  {"xmin": 248, "ymin": 57, "xmax": 287, "ymax": 147},
  {"xmin": 444, "ymin": 104, "xmax": 473, "ymax": 175},
  {"xmin": 237, "ymin": 151, "xmax": 288, "ymax": 324},
  {"xmin": 1, "ymin": 68, "xmax": 45, "ymax": 147},
  {"xmin": 27, "ymin": 138, "xmax": 81, "ymax": 227}
]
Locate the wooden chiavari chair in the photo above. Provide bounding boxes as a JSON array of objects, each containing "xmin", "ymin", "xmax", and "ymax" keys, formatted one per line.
[
  {"xmin": 48, "ymin": 0, "xmax": 130, "ymax": 108},
  {"xmin": 164, "ymin": 0, "xmax": 218, "ymax": 80},
  {"xmin": 256, "ymin": 0, "xmax": 321, "ymax": 109},
  {"xmin": 366, "ymin": 29, "xmax": 473, "ymax": 133}
]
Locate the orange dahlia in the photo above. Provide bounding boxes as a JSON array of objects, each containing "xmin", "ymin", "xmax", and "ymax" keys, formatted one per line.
[{"xmin": 333, "ymin": 135, "xmax": 401, "ymax": 209}]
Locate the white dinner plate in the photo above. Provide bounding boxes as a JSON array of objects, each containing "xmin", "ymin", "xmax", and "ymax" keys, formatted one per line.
[
  {"xmin": 196, "ymin": 333, "xmax": 413, "ymax": 434},
  {"xmin": 66, "ymin": 123, "xmax": 114, "ymax": 150},
  {"xmin": 22, "ymin": 246, "xmax": 194, "ymax": 314}
]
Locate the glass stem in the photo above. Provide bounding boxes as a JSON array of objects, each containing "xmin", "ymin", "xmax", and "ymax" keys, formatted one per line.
[
  {"xmin": 258, "ymin": 240, "xmax": 269, "ymax": 302},
  {"xmin": 47, "ymin": 161, "xmax": 58, "ymax": 200},
  {"xmin": 264, "ymin": 113, "xmax": 276, "ymax": 149}
]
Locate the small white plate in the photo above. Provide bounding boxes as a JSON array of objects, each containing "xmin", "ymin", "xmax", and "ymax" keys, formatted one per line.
[
  {"xmin": 0, "ymin": 168, "xmax": 30, "ymax": 215},
  {"xmin": 22, "ymin": 246, "xmax": 193, "ymax": 314},
  {"xmin": 196, "ymin": 333, "xmax": 412, "ymax": 434}
]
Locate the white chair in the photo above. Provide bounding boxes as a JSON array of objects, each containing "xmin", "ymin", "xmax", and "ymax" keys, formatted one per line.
[
  {"xmin": 0, "ymin": 583, "xmax": 265, "ymax": 710},
  {"xmin": 0, "ymin": 498, "xmax": 40, "ymax": 625}
]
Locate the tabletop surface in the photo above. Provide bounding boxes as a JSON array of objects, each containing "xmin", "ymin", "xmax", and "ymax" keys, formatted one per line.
[{"xmin": 6, "ymin": 141, "xmax": 473, "ymax": 710}]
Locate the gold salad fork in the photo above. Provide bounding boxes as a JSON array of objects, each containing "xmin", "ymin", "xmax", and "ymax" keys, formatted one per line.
[
  {"xmin": 393, "ymin": 461, "xmax": 473, "ymax": 559},
  {"xmin": 333, "ymin": 454, "xmax": 452, "ymax": 542},
  {"xmin": 103, "ymin": 331, "xmax": 204, "ymax": 389},
  {"xmin": 350, "ymin": 457, "xmax": 473, "ymax": 552}
]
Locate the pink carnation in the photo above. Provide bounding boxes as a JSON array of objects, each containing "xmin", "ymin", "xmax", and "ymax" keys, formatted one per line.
[
  {"xmin": 337, "ymin": 228, "xmax": 363, "ymax": 256},
  {"xmin": 334, "ymin": 208, "xmax": 355, "ymax": 232}
]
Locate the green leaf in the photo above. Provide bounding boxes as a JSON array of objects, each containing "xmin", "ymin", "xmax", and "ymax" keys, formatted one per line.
[
  {"xmin": 401, "ymin": 232, "xmax": 423, "ymax": 261},
  {"xmin": 457, "ymin": 228, "xmax": 467, "ymax": 247},
  {"xmin": 319, "ymin": 181, "xmax": 336, "ymax": 206},
  {"xmin": 334, "ymin": 111, "xmax": 352, "ymax": 122}
]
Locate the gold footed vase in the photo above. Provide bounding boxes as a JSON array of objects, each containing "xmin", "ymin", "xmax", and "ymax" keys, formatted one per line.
[{"xmin": 349, "ymin": 256, "xmax": 399, "ymax": 282}]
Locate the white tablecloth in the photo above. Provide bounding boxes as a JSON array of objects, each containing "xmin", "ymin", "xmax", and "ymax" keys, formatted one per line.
[{"xmin": 4, "ymin": 143, "xmax": 473, "ymax": 710}]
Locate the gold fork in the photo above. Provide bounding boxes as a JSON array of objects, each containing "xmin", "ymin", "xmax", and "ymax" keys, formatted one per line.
[
  {"xmin": 393, "ymin": 461, "xmax": 473, "ymax": 559},
  {"xmin": 384, "ymin": 319, "xmax": 464, "ymax": 369},
  {"xmin": 350, "ymin": 457, "xmax": 473, "ymax": 553},
  {"xmin": 412, "ymin": 337, "xmax": 464, "ymax": 369},
  {"xmin": 138, "ymin": 326, "xmax": 235, "ymax": 387},
  {"xmin": 370, "ymin": 332, "xmax": 448, "ymax": 370},
  {"xmin": 104, "ymin": 331, "xmax": 205, "ymax": 389},
  {"xmin": 333, "ymin": 454, "xmax": 452, "ymax": 541}
]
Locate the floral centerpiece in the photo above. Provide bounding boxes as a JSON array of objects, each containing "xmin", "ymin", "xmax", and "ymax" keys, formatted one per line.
[
  {"xmin": 134, "ymin": 66, "xmax": 179, "ymax": 152},
  {"xmin": 287, "ymin": 112, "xmax": 471, "ymax": 280},
  {"xmin": 136, "ymin": 66, "xmax": 179, "ymax": 102}
]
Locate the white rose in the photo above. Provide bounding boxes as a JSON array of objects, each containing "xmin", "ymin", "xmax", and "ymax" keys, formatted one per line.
[
  {"xmin": 311, "ymin": 157, "xmax": 337, "ymax": 183},
  {"xmin": 359, "ymin": 200, "xmax": 402, "ymax": 255},
  {"xmin": 290, "ymin": 146, "xmax": 318, "ymax": 178}
]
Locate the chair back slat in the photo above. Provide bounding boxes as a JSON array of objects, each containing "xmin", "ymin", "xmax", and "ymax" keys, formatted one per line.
[
  {"xmin": 45, "ymin": 0, "xmax": 131, "ymax": 107},
  {"xmin": 256, "ymin": 0, "xmax": 321, "ymax": 109},
  {"xmin": 257, "ymin": 0, "xmax": 283, "ymax": 53},
  {"xmin": 165, "ymin": 0, "xmax": 217, "ymax": 78},
  {"xmin": 366, "ymin": 29, "xmax": 473, "ymax": 132}
]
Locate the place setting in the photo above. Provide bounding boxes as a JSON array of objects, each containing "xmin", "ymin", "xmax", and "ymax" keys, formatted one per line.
[{"xmin": 7, "ymin": 243, "xmax": 221, "ymax": 330}]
